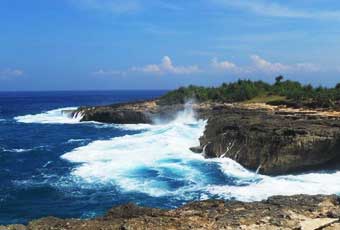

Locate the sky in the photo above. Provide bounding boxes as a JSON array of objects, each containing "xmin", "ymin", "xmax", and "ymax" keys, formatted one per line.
[{"xmin": 1, "ymin": 0, "xmax": 340, "ymax": 90}]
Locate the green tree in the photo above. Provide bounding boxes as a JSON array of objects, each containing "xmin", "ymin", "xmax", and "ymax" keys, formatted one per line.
[{"xmin": 275, "ymin": 75, "xmax": 284, "ymax": 84}]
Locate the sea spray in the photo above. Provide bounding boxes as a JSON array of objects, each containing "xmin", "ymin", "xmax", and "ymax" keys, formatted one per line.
[
  {"xmin": 14, "ymin": 107, "xmax": 81, "ymax": 124},
  {"xmin": 61, "ymin": 103, "xmax": 207, "ymax": 197},
  {"xmin": 17, "ymin": 103, "xmax": 340, "ymax": 202},
  {"xmin": 60, "ymin": 104, "xmax": 340, "ymax": 201}
]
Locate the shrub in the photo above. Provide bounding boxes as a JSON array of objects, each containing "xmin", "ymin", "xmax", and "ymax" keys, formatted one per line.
[{"xmin": 158, "ymin": 76, "xmax": 340, "ymax": 109}]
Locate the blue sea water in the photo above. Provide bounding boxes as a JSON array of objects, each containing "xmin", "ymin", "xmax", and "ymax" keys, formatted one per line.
[{"xmin": 1, "ymin": 90, "xmax": 340, "ymax": 225}]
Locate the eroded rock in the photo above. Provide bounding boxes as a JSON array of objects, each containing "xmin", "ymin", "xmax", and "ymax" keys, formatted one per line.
[
  {"xmin": 6, "ymin": 195, "xmax": 339, "ymax": 230},
  {"xmin": 200, "ymin": 105, "xmax": 340, "ymax": 175},
  {"xmin": 73, "ymin": 100, "xmax": 340, "ymax": 175}
]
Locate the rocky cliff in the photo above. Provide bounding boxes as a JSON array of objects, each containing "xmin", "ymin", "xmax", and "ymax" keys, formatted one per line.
[
  {"xmin": 73, "ymin": 100, "xmax": 340, "ymax": 175},
  {"xmin": 74, "ymin": 100, "xmax": 157, "ymax": 124},
  {"xmin": 74, "ymin": 100, "xmax": 188, "ymax": 124},
  {"xmin": 2, "ymin": 195, "xmax": 340, "ymax": 230},
  {"xmin": 199, "ymin": 103, "xmax": 340, "ymax": 175}
]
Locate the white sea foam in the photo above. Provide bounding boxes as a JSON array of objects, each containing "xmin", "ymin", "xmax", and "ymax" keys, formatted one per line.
[
  {"xmin": 1, "ymin": 148, "xmax": 33, "ymax": 153},
  {"xmin": 1, "ymin": 145, "xmax": 48, "ymax": 153},
  {"xmin": 43, "ymin": 161, "xmax": 53, "ymax": 168},
  {"xmin": 206, "ymin": 170, "xmax": 340, "ymax": 202},
  {"xmin": 66, "ymin": 139, "xmax": 90, "ymax": 144},
  {"xmin": 93, "ymin": 123, "xmax": 154, "ymax": 131},
  {"xmin": 112, "ymin": 123, "xmax": 154, "ymax": 131},
  {"xmin": 14, "ymin": 107, "xmax": 82, "ymax": 124},
  {"xmin": 13, "ymin": 107, "xmax": 154, "ymax": 131},
  {"xmin": 62, "ymin": 105, "xmax": 207, "ymax": 197},
  {"xmin": 60, "ymin": 104, "xmax": 340, "ymax": 201},
  {"xmin": 205, "ymin": 153, "xmax": 340, "ymax": 201}
]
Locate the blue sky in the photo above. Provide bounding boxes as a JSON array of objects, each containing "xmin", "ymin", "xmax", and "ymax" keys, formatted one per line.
[{"xmin": 1, "ymin": 0, "xmax": 340, "ymax": 90}]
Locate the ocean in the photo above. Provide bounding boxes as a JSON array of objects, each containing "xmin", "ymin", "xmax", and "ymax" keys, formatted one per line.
[{"xmin": 1, "ymin": 90, "xmax": 340, "ymax": 225}]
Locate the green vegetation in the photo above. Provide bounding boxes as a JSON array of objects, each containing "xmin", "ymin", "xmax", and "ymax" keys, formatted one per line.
[{"xmin": 159, "ymin": 76, "xmax": 340, "ymax": 109}]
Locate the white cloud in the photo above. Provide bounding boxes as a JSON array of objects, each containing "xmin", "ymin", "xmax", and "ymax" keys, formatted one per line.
[
  {"xmin": 93, "ymin": 69, "xmax": 126, "ymax": 76},
  {"xmin": 211, "ymin": 58, "xmax": 237, "ymax": 71},
  {"xmin": 215, "ymin": 0, "xmax": 340, "ymax": 20},
  {"xmin": 93, "ymin": 56, "xmax": 200, "ymax": 77},
  {"xmin": 131, "ymin": 56, "xmax": 200, "ymax": 75},
  {"xmin": 250, "ymin": 55, "xmax": 321, "ymax": 73},
  {"xmin": 0, "ymin": 68, "xmax": 24, "ymax": 79},
  {"xmin": 94, "ymin": 55, "xmax": 321, "ymax": 78},
  {"xmin": 131, "ymin": 64, "xmax": 162, "ymax": 74},
  {"xmin": 250, "ymin": 55, "xmax": 290, "ymax": 73},
  {"xmin": 211, "ymin": 55, "xmax": 320, "ymax": 74}
]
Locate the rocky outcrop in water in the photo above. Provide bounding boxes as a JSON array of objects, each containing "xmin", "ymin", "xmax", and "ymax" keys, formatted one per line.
[
  {"xmin": 73, "ymin": 100, "xmax": 340, "ymax": 175},
  {"xmin": 74, "ymin": 100, "xmax": 187, "ymax": 124},
  {"xmin": 2, "ymin": 195, "xmax": 340, "ymax": 230},
  {"xmin": 198, "ymin": 103, "xmax": 340, "ymax": 175},
  {"xmin": 74, "ymin": 100, "xmax": 157, "ymax": 124}
]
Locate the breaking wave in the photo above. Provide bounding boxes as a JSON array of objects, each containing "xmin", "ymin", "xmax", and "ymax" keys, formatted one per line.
[
  {"xmin": 13, "ymin": 107, "xmax": 152, "ymax": 131},
  {"xmin": 14, "ymin": 107, "xmax": 82, "ymax": 124},
  {"xmin": 60, "ymin": 105, "xmax": 340, "ymax": 202},
  {"xmin": 206, "ymin": 162, "xmax": 340, "ymax": 201},
  {"xmin": 15, "ymin": 104, "xmax": 340, "ymax": 201},
  {"xmin": 61, "ymin": 107, "xmax": 206, "ymax": 197}
]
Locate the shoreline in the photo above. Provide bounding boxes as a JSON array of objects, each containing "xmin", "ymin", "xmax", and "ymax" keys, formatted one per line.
[
  {"xmin": 3, "ymin": 99, "xmax": 340, "ymax": 229},
  {"xmin": 73, "ymin": 99, "xmax": 340, "ymax": 175},
  {"xmin": 3, "ymin": 194, "xmax": 340, "ymax": 229}
]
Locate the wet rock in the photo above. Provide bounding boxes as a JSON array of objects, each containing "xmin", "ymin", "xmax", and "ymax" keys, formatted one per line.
[{"xmin": 189, "ymin": 146, "xmax": 203, "ymax": 153}]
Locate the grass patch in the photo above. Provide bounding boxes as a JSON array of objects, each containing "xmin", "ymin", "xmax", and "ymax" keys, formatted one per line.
[{"xmin": 243, "ymin": 95, "xmax": 287, "ymax": 104}]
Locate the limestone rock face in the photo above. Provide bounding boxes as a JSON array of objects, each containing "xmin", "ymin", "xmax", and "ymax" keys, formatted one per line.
[
  {"xmin": 199, "ymin": 106, "xmax": 340, "ymax": 175},
  {"xmin": 6, "ymin": 195, "xmax": 340, "ymax": 230}
]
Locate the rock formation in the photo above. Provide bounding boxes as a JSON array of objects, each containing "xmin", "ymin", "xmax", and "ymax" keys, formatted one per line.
[
  {"xmin": 74, "ymin": 100, "xmax": 187, "ymax": 124},
  {"xmin": 199, "ymin": 103, "xmax": 340, "ymax": 175},
  {"xmin": 2, "ymin": 195, "xmax": 340, "ymax": 230},
  {"xmin": 73, "ymin": 100, "xmax": 340, "ymax": 175},
  {"xmin": 5, "ymin": 101, "xmax": 339, "ymax": 229}
]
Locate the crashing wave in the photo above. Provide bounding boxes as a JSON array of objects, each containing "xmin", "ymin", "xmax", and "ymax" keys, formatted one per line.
[
  {"xmin": 14, "ymin": 107, "xmax": 82, "ymax": 124},
  {"xmin": 14, "ymin": 103, "xmax": 339, "ymax": 201},
  {"xmin": 14, "ymin": 107, "xmax": 151, "ymax": 131},
  {"xmin": 60, "ymin": 104, "xmax": 340, "ymax": 201}
]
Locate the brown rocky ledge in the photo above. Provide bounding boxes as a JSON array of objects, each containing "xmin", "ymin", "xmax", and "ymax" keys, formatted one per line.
[
  {"xmin": 2, "ymin": 195, "xmax": 340, "ymax": 230},
  {"xmin": 72, "ymin": 100, "xmax": 340, "ymax": 175}
]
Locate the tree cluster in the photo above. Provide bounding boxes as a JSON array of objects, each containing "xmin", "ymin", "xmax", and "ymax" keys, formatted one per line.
[{"xmin": 159, "ymin": 76, "xmax": 340, "ymax": 109}]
